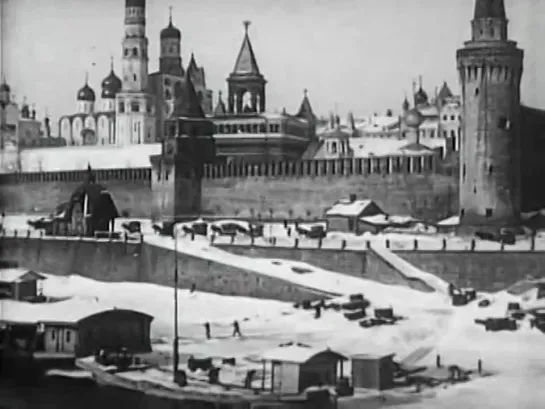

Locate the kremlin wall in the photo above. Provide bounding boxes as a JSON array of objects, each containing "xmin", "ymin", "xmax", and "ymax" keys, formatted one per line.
[
  {"xmin": 0, "ymin": 156, "xmax": 458, "ymax": 220},
  {"xmin": 6, "ymin": 0, "xmax": 545, "ymax": 301}
]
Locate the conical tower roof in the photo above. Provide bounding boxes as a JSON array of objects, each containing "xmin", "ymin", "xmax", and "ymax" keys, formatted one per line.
[
  {"xmin": 474, "ymin": 0, "xmax": 506, "ymax": 19},
  {"xmin": 172, "ymin": 75, "xmax": 205, "ymax": 118},
  {"xmin": 214, "ymin": 91, "xmax": 227, "ymax": 116},
  {"xmin": 296, "ymin": 89, "xmax": 316, "ymax": 121},
  {"xmin": 231, "ymin": 21, "xmax": 261, "ymax": 76}
]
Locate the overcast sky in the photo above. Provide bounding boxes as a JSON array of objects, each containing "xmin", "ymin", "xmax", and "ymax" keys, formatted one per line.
[{"xmin": 1, "ymin": 0, "xmax": 544, "ymax": 123}]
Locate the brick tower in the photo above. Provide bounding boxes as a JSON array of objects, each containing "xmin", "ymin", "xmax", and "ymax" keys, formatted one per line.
[
  {"xmin": 456, "ymin": 0, "xmax": 524, "ymax": 229},
  {"xmin": 150, "ymin": 75, "xmax": 216, "ymax": 221}
]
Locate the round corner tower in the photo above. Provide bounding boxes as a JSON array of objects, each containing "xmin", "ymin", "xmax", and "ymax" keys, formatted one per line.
[{"xmin": 456, "ymin": 0, "xmax": 524, "ymax": 228}]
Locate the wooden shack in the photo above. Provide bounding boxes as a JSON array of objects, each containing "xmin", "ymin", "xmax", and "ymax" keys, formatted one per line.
[
  {"xmin": 0, "ymin": 268, "xmax": 46, "ymax": 301},
  {"xmin": 351, "ymin": 353, "xmax": 395, "ymax": 391},
  {"xmin": 325, "ymin": 196, "xmax": 383, "ymax": 234},
  {"xmin": 0, "ymin": 298, "xmax": 153, "ymax": 361},
  {"xmin": 261, "ymin": 343, "xmax": 348, "ymax": 395}
]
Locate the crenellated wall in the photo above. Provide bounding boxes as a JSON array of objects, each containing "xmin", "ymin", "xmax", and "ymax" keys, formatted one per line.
[{"xmin": 0, "ymin": 156, "xmax": 457, "ymax": 219}]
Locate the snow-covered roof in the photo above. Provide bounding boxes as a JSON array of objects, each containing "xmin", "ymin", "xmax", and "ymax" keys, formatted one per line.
[
  {"xmin": 326, "ymin": 199, "xmax": 382, "ymax": 218},
  {"xmin": 437, "ymin": 215, "xmax": 460, "ymax": 226},
  {"xmin": 0, "ymin": 268, "xmax": 46, "ymax": 283},
  {"xmin": 0, "ymin": 297, "xmax": 151, "ymax": 325},
  {"xmin": 261, "ymin": 344, "xmax": 347, "ymax": 364},
  {"xmin": 419, "ymin": 106, "xmax": 439, "ymax": 117},
  {"xmin": 355, "ymin": 116, "xmax": 400, "ymax": 133},
  {"xmin": 18, "ymin": 144, "xmax": 162, "ymax": 172},
  {"xmin": 419, "ymin": 118, "xmax": 439, "ymax": 130},
  {"xmin": 360, "ymin": 214, "xmax": 417, "ymax": 226}
]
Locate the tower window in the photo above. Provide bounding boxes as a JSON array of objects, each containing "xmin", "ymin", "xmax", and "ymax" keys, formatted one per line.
[
  {"xmin": 165, "ymin": 89, "xmax": 172, "ymax": 99},
  {"xmin": 485, "ymin": 208, "xmax": 493, "ymax": 218},
  {"xmin": 450, "ymin": 115, "xmax": 455, "ymax": 121},
  {"xmin": 164, "ymin": 78, "xmax": 171, "ymax": 86},
  {"xmin": 473, "ymin": 186, "xmax": 477, "ymax": 194},
  {"xmin": 462, "ymin": 164, "xmax": 466, "ymax": 179},
  {"xmin": 498, "ymin": 116, "xmax": 511, "ymax": 130},
  {"xmin": 443, "ymin": 115, "xmax": 447, "ymax": 121},
  {"xmin": 460, "ymin": 209, "xmax": 465, "ymax": 217},
  {"xmin": 475, "ymin": 88, "xmax": 480, "ymax": 96},
  {"xmin": 133, "ymin": 74, "xmax": 137, "ymax": 81},
  {"xmin": 331, "ymin": 141, "xmax": 338, "ymax": 154},
  {"xmin": 131, "ymin": 101, "xmax": 139, "ymax": 112},
  {"xmin": 118, "ymin": 102, "xmax": 125, "ymax": 113},
  {"xmin": 489, "ymin": 165, "xmax": 493, "ymax": 174},
  {"xmin": 132, "ymin": 48, "xmax": 138, "ymax": 57},
  {"xmin": 124, "ymin": 48, "xmax": 129, "ymax": 57}
]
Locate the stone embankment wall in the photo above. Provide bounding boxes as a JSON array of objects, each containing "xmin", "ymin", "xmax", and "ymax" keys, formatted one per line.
[
  {"xmin": 1, "ymin": 236, "xmax": 338, "ymax": 302},
  {"xmin": 217, "ymin": 243, "xmax": 545, "ymax": 292}
]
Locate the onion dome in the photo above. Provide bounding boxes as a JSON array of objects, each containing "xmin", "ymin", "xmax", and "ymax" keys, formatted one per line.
[
  {"xmin": 414, "ymin": 87, "xmax": 428, "ymax": 106},
  {"xmin": 404, "ymin": 108, "xmax": 424, "ymax": 128},
  {"xmin": 161, "ymin": 8, "xmax": 181, "ymax": 40},
  {"xmin": 0, "ymin": 81, "xmax": 10, "ymax": 93},
  {"xmin": 77, "ymin": 73, "xmax": 96, "ymax": 102},
  {"xmin": 101, "ymin": 59, "xmax": 122, "ymax": 99}
]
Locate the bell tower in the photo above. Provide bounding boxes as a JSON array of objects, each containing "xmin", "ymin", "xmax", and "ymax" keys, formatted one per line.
[
  {"xmin": 115, "ymin": 0, "xmax": 155, "ymax": 146},
  {"xmin": 456, "ymin": 0, "xmax": 523, "ymax": 228},
  {"xmin": 227, "ymin": 21, "xmax": 267, "ymax": 114}
]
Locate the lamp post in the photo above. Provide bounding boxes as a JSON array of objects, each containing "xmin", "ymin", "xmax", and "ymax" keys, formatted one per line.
[{"xmin": 173, "ymin": 225, "xmax": 179, "ymax": 378}]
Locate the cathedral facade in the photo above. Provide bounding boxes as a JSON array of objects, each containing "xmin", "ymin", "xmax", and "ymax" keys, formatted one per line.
[{"xmin": 57, "ymin": 0, "xmax": 213, "ymax": 148}]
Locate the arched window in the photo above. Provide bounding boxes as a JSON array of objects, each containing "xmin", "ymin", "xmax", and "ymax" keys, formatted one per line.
[{"xmin": 132, "ymin": 47, "xmax": 138, "ymax": 57}]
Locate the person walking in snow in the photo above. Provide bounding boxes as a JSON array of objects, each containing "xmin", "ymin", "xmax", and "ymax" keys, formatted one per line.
[
  {"xmin": 232, "ymin": 320, "xmax": 242, "ymax": 338},
  {"xmin": 314, "ymin": 304, "xmax": 322, "ymax": 319},
  {"xmin": 204, "ymin": 322, "xmax": 211, "ymax": 339},
  {"xmin": 190, "ymin": 283, "xmax": 196, "ymax": 294}
]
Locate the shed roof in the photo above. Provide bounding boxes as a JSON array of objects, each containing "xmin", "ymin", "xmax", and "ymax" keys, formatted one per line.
[
  {"xmin": 326, "ymin": 199, "xmax": 383, "ymax": 218},
  {"xmin": 261, "ymin": 344, "xmax": 347, "ymax": 364},
  {"xmin": 0, "ymin": 268, "xmax": 46, "ymax": 284},
  {"xmin": 0, "ymin": 297, "xmax": 152, "ymax": 325},
  {"xmin": 360, "ymin": 214, "xmax": 417, "ymax": 226}
]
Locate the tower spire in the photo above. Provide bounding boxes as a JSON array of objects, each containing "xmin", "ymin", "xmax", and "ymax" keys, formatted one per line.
[
  {"xmin": 474, "ymin": 0, "xmax": 506, "ymax": 19},
  {"xmin": 110, "ymin": 56, "xmax": 114, "ymax": 71},
  {"xmin": 243, "ymin": 20, "xmax": 251, "ymax": 34},
  {"xmin": 169, "ymin": 5, "xmax": 173, "ymax": 25},
  {"xmin": 85, "ymin": 71, "xmax": 89, "ymax": 85}
]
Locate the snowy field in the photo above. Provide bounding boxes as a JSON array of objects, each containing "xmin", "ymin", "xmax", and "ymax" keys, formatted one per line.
[{"xmin": 4, "ymin": 214, "xmax": 545, "ymax": 407}]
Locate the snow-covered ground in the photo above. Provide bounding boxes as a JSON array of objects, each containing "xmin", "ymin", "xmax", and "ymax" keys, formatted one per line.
[
  {"xmin": 4, "ymin": 213, "xmax": 545, "ymax": 406},
  {"xmin": 31, "ymin": 271, "xmax": 545, "ymax": 409}
]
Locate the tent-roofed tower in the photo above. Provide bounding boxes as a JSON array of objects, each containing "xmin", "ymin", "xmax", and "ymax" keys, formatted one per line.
[
  {"xmin": 456, "ymin": 0, "xmax": 524, "ymax": 228},
  {"xmin": 227, "ymin": 21, "xmax": 267, "ymax": 114}
]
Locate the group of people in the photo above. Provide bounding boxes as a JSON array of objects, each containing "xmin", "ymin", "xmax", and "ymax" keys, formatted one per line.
[
  {"xmin": 203, "ymin": 320, "xmax": 243, "ymax": 339},
  {"xmin": 188, "ymin": 284, "xmax": 244, "ymax": 339}
]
